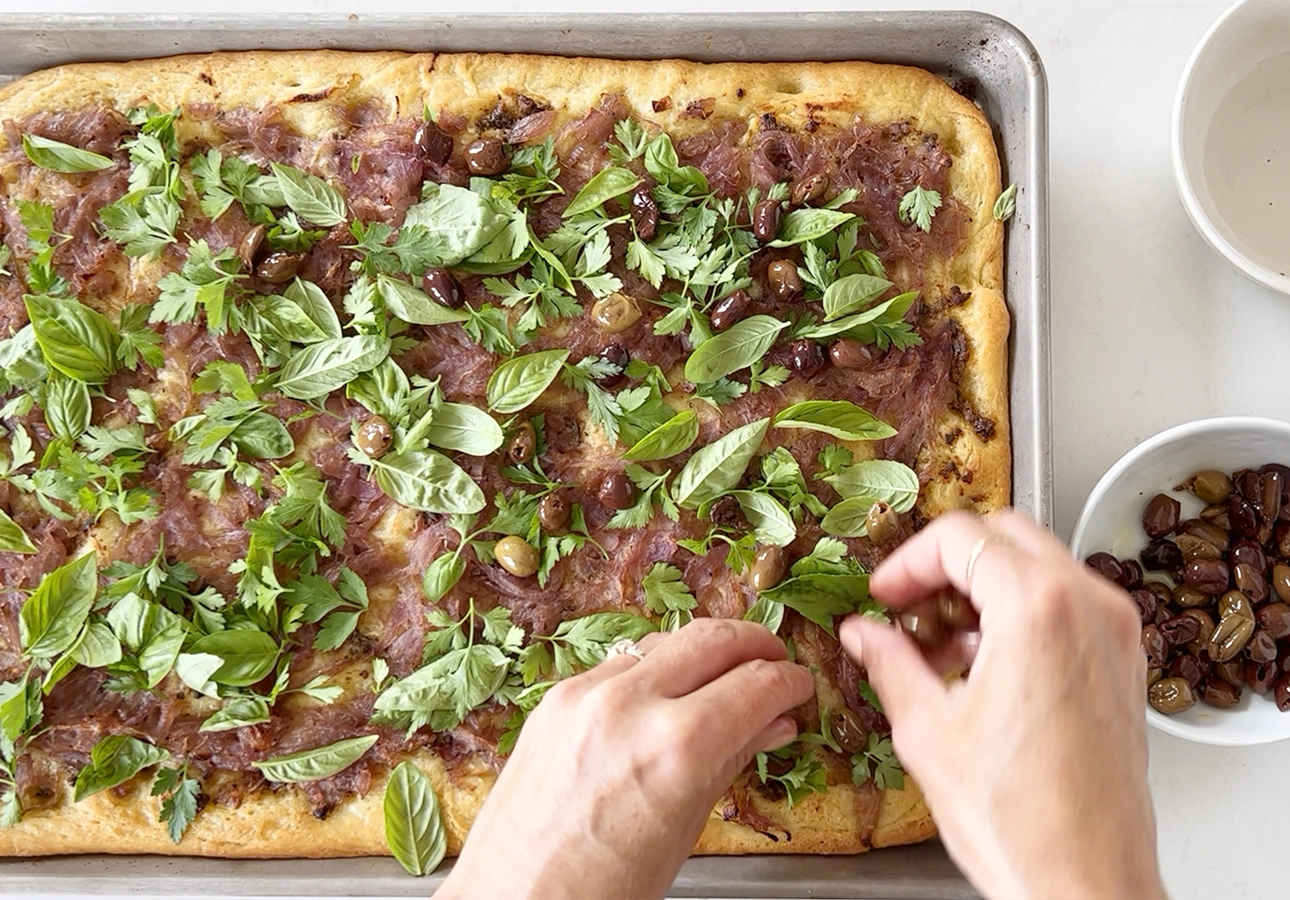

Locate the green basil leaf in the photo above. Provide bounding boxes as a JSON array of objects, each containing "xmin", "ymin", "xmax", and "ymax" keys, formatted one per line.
[
  {"xmin": 230, "ymin": 410, "xmax": 295, "ymax": 459},
  {"xmin": 24, "ymin": 294, "xmax": 119, "ymax": 383},
  {"xmin": 20, "ymin": 552, "xmax": 97, "ymax": 659},
  {"xmin": 274, "ymin": 335, "xmax": 390, "ymax": 400},
  {"xmin": 993, "ymin": 183, "xmax": 1018, "ymax": 222},
  {"xmin": 365, "ymin": 449, "xmax": 486, "ymax": 515},
  {"xmin": 384, "ymin": 760, "xmax": 447, "ymax": 877},
  {"xmin": 621, "ymin": 410, "xmax": 698, "ymax": 462},
  {"xmin": 73, "ymin": 735, "xmax": 169, "ymax": 802},
  {"xmin": 683, "ymin": 315, "xmax": 787, "ymax": 384},
  {"xmin": 730, "ymin": 490, "xmax": 796, "ymax": 547},
  {"xmin": 0, "ymin": 507, "xmax": 37, "ymax": 554},
  {"xmin": 822, "ymin": 273, "xmax": 894, "ymax": 321},
  {"xmin": 760, "ymin": 572, "xmax": 872, "ymax": 634},
  {"xmin": 22, "ymin": 133, "xmax": 114, "ymax": 173},
  {"xmin": 563, "ymin": 166, "xmax": 643, "ymax": 218},
  {"xmin": 801, "ymin": 291, "xmax": 919, "ymax": 341},
  {"xmin": 424, "ymin": 401, "xmax": 503, "ymax": 456},
  {"xmin": 253, "ymin": 734, "xmax": 379, "ymax": 783},
  {"xmin": 822, "ymin": 459, "xmax": 920, "ymax": 513},
  {"xmin": 199, "ymin": 697, "xmax": 271, "ymax": 733},
  {"xmin": 672, "ymin": 417, "xmax": 770, "ymax": 510},
  {"xmin": 773, "ymin": 400, "xmax": 896, "ymax": 442},
  {"xmin": 486, "ymin": 349, "xmax": 569, "ymax": 414},
  {"xmin": 820, "ymin": 496, "xmax": 881, "ymax": 538},
  {"xmin": 422, "ymin": 553, "xmax": 466, "ymax": 604},
  {"xmin": 284, "ymin": 278, "xmax": 343, "ymax": 340},
  {"xmin": 743, "ymin": 595, "xmax": 785, "ymax": 634},
  {"xmin": 0, "ymin": 676, "xmax": 41, "ymax": 743},
  {"xmin": 72, "ymin": 622, "xmax": 123, "ymax": 668},
  {"xmin": 767, "ymin": 208, "xmax": 855, "ymax": 247},
  {"xmin": 269, "ymin": 163, "xmax": 348, "ymax": 227},
  {"xmin": 138, "ymin": 606, "xmax": 186, "ymax": 688},
  {"xmin": 44, "ymin": 372, "xmax": 92, "ymax": 440},
  {"xmin": 188, "ymin": 630, "xmax": 280, "ymax": 687},
  {"xmin": 403, "ymin": 184, "xmax": 507, "ymax": 267},
  {"xmin": 376, "ymin": 274, "xmax": 470, "ymax": 326},
  {"xmin": 173, "ymin": 652, "xmax": 223, "ymax": 696}
]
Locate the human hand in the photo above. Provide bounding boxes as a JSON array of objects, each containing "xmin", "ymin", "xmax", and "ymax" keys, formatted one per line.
[
  {"xmin": 438, "ymin": 618, "xmax": 815, "ymax": 900},
  {"xmin": 840, "ymin": 510, "xmax": 1165, "ymax": 900}
]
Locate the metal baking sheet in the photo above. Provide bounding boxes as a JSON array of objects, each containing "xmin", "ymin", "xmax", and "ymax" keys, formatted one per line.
[{"xmin": 0, "ymin": 11, "xmax": 1048, "ymax": 899}]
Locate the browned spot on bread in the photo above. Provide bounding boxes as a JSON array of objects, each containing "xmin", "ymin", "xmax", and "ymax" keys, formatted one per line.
[
  {"xmin": 290, "ymin": 88, "xmax": 333, "ymax": 103},
  {"xmin": 199, "ymin": 72, "xmax": 214, "ymax": 86},
  {"xmin": 651, "ymin": 95, "xmax": 672, "ymax": 112}
]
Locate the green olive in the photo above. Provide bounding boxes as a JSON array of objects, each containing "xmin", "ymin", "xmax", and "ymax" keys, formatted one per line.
[
  {"xmin": 865, "ymin": 500, "xmax": 900, "ymax": 544},
  {"xmin": 1148, "ymin": 676, "xmax": 1197, "ymax": 715},
  {"xmin": 1179, "ymin": 469, "xmax": 1234, "ymax": 504},
  {"xmin": 590, "ymin": 292, "xmax": 642, "ymax": 334},
  {"xmin": 1273, "ymin": 563, "xmax": 1290, "ymax": 603},
  {"xmin": 748, "ymin": 545, "xmax": 787, "ymax": 592},
  {"xmin": 495, "ymin": 535, "xmax": 539, "ymax": 578},
  {"xmin": 354, "ymin": 416, "xmax": 393, "ymax": 459}
]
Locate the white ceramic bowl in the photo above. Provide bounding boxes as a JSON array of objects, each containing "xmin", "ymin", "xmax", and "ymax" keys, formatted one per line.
[
  {"xmin": 1173, "ymin": 0, "xmax": 1290, "ymax": 294},
  {"xmin": 1071, "ymin": 417, "xmax": 1290, "ymax": 746}
]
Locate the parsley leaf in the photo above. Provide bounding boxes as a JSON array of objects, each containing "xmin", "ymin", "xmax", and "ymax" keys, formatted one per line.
[
  {"xmin": 852, "ymin": 732, "xmax": 904, "ymax": 791},
  {"xmin": 151, "ymin": 241, "xmax": 243, "ymax": 332},
  {"xmin": 755, "ymin": 749, "xmax": 829, "ymax": 807},
  {"xmin": 560, "ymin": 355, "xmax": 624, "ymax": 445},
  {"xmin": 642, "ymin": 562, "xmax": 696, "ymax": 631},
  {"xmin": 897, "ymin": 185, "xmax": 942, "ymax": 233},
  {"xmin": 606, "ymin": 465, "xmax": 679, "ymax": 529},
  {"xmin": 152, "ymin": 764, "xmax": 202, "ymax": 844}
]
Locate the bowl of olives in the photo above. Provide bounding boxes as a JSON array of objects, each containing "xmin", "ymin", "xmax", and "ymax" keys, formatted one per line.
[{"xmin": 1071, "ymin": 416, "xmax": 1290, "ymax": 746}]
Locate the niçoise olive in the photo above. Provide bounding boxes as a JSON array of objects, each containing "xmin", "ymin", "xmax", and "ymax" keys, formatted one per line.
[
  {"xmin": 495, "ymin": 535, "xmax": 539, "ymax": 578},
  {"xmin": 1248, "ymin": 628, "xmax": 1278, "ymax": 664},
  {"xmin": 1218, "ymin": 590, "xmax": 1255, "ymax": 622},
  {"xmin": 506, "ymin": 422, "xmax": 536, "ymax": 465},
  {"xmin": 790, "ymin": 173, "xmax": 828, "ymax": 206},
  {"xmin": 255, "ymin": 250, "xmax": 302, "ymax": 284},
  {"xmin": 1172, "ymin": 584, "xmax": 1209, "ymax": 608},
  {"xmin": 1209, "ymin": 613, "xmax": 1255, "ymax": 662},
  {"xmin": 630, "ymin": 187, "xmax": 659, "ymax": 242},
  {"xmin": 1273, "ymin": 563, "xmax": 1290, "ymax": 602},
  {"xmin": 423, "ymin": 267, "xmax": 463, "ymax": 309},
  {"xmin": 1142, "ymin": 492, "xmax": 1181, "ymax": 539},
  {"xmin": 1235, "ymin": 468, "xmax": 1262, "ymax": 502},
  {"xmin": 1257, "ymin": 601, "xmax": 1290, "ymax": 638},
  {"xmin": 594, "ymin": 344, "xmax": 630, "ymax": 389},
  {"xmin": 1167, "ymin": 654, "xmax": 1205, "ymax": 690},
  {"xmin": 709, "ymin": 290, "xmax": 750, "ymax": 332},
  {"xmin": 1248, "ymin": 660, "xmax": 1279, "ymax": 695},
  {"xmin": 1230, "ymin": 537, "xmax": 1268, "ymax": 571},
  {"xmin": 1183, "ymin": 558, "xmax": 1230, "ymax": 594},
  {"xmin": 1200, "ymin": 677, "xmax": 1242, "ymax": 709},
  {"xmin": 537, "ymin": 491, "xmax": 570, "ymax": 533},
  {"xmin": 597, "ymin": 472, "xmax": 634, "ymax": 510},
  {"xmin": 866, "ymin": 500, "xmax": 900, "ymax": 544},
  {"xmin": 237, "ymin": 223, "xmax": 266, "ymax": 270},
  {"xmin": 901, "ymin": 605, "xmax": 948, "ymax": 649},
  {"xmin": 787, "ymin": 338, "xmax": 826, "ymax": 378},
  {"xmin": 749, "ymin": 545, "xmax": 787, "ymax": 592},
  {"xmin": 829, "ymin": 337, "xmax": 874, "ymax": 369},
  {"xmin": 1229, "ymin": 495, "xmax": 1259, "ymax": 538},
  {"xmin": 1179, "ymin": 608, "xmax": 1216, "ymax": 655},
  {"xmin": 1147, "ymin": 667, "xmax": 1163, "ymax": 687},
  {"xmin": 1159, "ymin": 613, "xmax": 1201, "ymax": 647},
  {"xmin": 1119, "ymin": 559, "xmax": 1144, "ymax": 590},
  {"xmin": 1141, "ymin": 624, "xmax": 1167, "ymax": 667},
  {"xmin": 936, "ymin": 589, "xmax": 979, "ymax": 631},
  {"xmin": 1085, "ymin": 551, "xmax": 1124, "ymax": 583},
  {"xmin": 465, "ymin": 137, "xmax": 509, "ymax": 175},
  {"xmin": 1276, "ymin": 674, "xmax": 1290, "ymax": 712},
  {"xmin": 1144, "ymin": 581, "xmax": 1173, "ymax": 605},
  {"xmin": 1275, "ymin": 521, "xmax": 1290, "ymax": 557},
  {"xmin": 1179, "ymin": 469, "xmax": 1233, "ymax": 504},
  {"xmin": 1262, "ymin": 469, "xmax": 1285, "ymax": 523},
  {"xmin": 1179, "ymin": 518, "xmax": 1230, "ymax": 551},
  {"xmin": 830, "ymin": 707, "xmax": 867, "ymax": 754},
  {"xmin": 590, "ymin": 292, "xmax": 642, "ymax": 334},
  {"xmin": 414, "ymin": 119, "xmax": 454, "ymax": 165},
  {"xmin": 1149, "ymin": 676, "xmax": 1197, "ymax": 715},
  {"xmin": 1200, "ymin": 503, "xmax": 1232, "ymax": 530},
  {"xmin": 752, "ymin": 199, "xmax": 783, "ymax": 243},
  {"xmin": 1233, "ymin": 562, "xmax": 1268, "ymax": 603},
  {"xmin": 1130, "ymin": 589, "xmax": 1158, "ymax": 624},
  {"xmin": 1216, "ymin": 658, "xmax": 1246, "ymax": 688},
  {"xmin": 354, "ymin": 415, "xmax": 393, "ymax": 459},
  {"xmin": 1174, "ymin": 533, "xmax": 1220, "ymax": 562},
  {"xmin": 766, "ymin": 259, "xmax": 802, "ymax": 301},
  {"xmin": 1140, "ymin": 539, "xmax": 1183, "ymax": 572}
]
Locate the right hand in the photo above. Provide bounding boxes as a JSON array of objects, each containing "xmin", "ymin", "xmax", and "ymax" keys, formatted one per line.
[{"xmin": 840, "ymin": 510, "xmax": 1165, "ymax": 899}]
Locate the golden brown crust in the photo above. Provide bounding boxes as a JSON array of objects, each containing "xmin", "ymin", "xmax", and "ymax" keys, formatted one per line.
[{"xmin": 0, "ymin": 50, "xmax": 1003, "ymax": 860}]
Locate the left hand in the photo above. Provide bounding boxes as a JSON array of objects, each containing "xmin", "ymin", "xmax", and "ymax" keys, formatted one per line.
[{"xmin": 438, "ymin": 617, "xmax": 815, "ymax": 900}]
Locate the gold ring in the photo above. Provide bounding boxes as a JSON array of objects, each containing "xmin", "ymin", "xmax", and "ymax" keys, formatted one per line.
[
  {"xmin": 965, "ymin": 533, "xmax": 1010, "ymax": 590},
  {"xmin": 605, "ymin": 638, "xmax": 645, "ymax": 661}
]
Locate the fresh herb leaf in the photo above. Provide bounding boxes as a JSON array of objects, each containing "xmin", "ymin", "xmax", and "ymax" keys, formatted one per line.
[
  {"xmin": 384, "ymin": 760, "xmax": 447, "ymax": 876},
  {"xmin": 606, "ymin": 466, "xmax": 679, "ymax": 529},
  {"xmin": 642, "ymin": 562, "xmax": 697, "ymax": 632},
  {"xmin": 898, "ymin": 185, "xmax": 942, "ymax": 233},
  {"xmin": 22, "ymin": 133, "xmax": 114, "ymax": 173},
  {"xmin": 199, "ymin": 697, "xmax": 271, "ymax": 733},
  {"xmin": 857, "ymin": 679, "xmax": 884, "ymax": 714},
  {"xmin": 0, "ymin": 508, "xmax": 36, "ymax": 555},
  {"xmin": 187, "ymin": 630, "xmax": 279, "ymax": 687},
  {"xmin": 672, "ymin": 418, "xmax": 769, "ymax": 509},
  {"xmin": 563, "ymin": 166, "xmax": 642, "ymax": 218},
  {"xmin": 822, "ymin": 273, "xmax": 894, "ymax": 322},
  {"xmin": 151, "ymin": 764, "xmax": 201, "ymax": 844},
  {"xmin": 273, "ymin": 335, "xmax": 390, "ymax": 400},
  {"xmin": 852, "ymin": 732, "xmax": 904, "ymax": 791},
  {"xmin": 560, "ymin": 355, "xmax": 624, "ymax": 444},
  {"xmin": 755, "ymin": 750, "xmax": 828, "ymax": 807},
  {"xmin": 376, "ymin": 274, "xmax": 470, "ymax": 327},
  {"xmin": 403, "ymin": 183, "xmax": 508, "ymax": 266},
  {"xmin": 621, "ymin": 410, "xmax": 698, "ymax": 461},
  {"xmin": 349, "ymin": 447, "xmax": 486, "ymax": 515},
  {"xmin": 730, "ymin": 490, "xmax": 796, "ymax": 547},
  {"xmin": 822, "ymin": 459, "xmax": 920, "ymax": 513},
  {"xmin": 486, "ymin": 349, "xmax": 569, "ymax": 414},
  {"xmin": 116, "ymin": 304, "xmax": 164, "ymax": 369},
  {"xmin": 768, "ymin": 208, "xmax": 856, "ymax": 247},
  {"xmin": 73, "ymin": 735, "xmax": 168, "ymax": 802},
  {"xmin": 20, "ymin": 553, "xmax": 97, "ymax": 660},
  {"xmin": 252, "ymin": 734, "xmax": 378, "ymax": 783},
  {"xmin": 424, "ymin": 402, "xmax": 504, "ymax": 456},
  {"xmin": 150, "ymin": 241, "xmax": 242, "ymax": 332},
  {"xmin": 993, "ymin": 183, "xmax": 1018, "ymax": 222},
  {"xmin": 269, "ymin": 163, "xmax": 348, "ymax": 227},
  {"xmin": 758, "ymin": 537, "xmax": 877, "ymax": 634},
  {"xmin": 773, "ymin": 400, "xmax": 896, "ymax": 442},
  {"xmin": 743, "ymin": 595, "xmax": 785, "ymax": 634},
  {"xmin": 24, "ymin": 294, "xmax": 119, "ymax": 383},
  {"xmin": 43, "ymin": 372, "xmax": 91, "ymax": 441},
  {"xmin": 684, "ymin": 315, "xmax": 788, "ymax": 384}
]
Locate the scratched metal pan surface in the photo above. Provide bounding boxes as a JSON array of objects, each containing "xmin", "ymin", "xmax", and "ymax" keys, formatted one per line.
[{"xmin": 0, "ymin": 12, "xmax": 1048, "ymax": 899}]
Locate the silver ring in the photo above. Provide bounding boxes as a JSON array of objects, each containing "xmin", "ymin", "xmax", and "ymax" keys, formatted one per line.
[
  {"xmin": 964, "ymin": 533, "xmax": 1010, "ymax": 590},
  {"xmin": 605, "ymin": 638, "xmax": 645, "ymax": 661}
]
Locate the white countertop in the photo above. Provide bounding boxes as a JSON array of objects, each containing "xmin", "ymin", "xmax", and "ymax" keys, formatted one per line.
[{"xmin": 3, "ymin": 0, "xmax": 1286, "ymax": 898}]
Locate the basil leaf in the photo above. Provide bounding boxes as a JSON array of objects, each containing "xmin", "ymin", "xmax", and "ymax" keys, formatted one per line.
[
  {"xmin": 822, "ymin": 274, "xmax": 894, "ymax": 321},
  {"xmin": 621, "ymin": 410, "xmax": 699, "ymax": 461},
  {"xmin": 20, "ymin": 552, "xmax": 97, "ymax": 660},
  {"xmin": 767, "ymin": 208, "xmax": 855, "ymax": 247},
  {"xmin": 993, "ymin": 183, "xmax": 1018, "ymax": 222},
  {"xmin": 0, "ymin": 676, "xmax": 41, "ymax": 743},
  {"xmin": 284, "ymin": 278, "xmax": 342, "ymax": 340},
  {"xmin": 274, "ymin": 335, "xmax": 389, "ymax": 400},
  {"xmin": 684, "ymin": 315, "xmax": 787, "ymax": 384},
  {"xmin": 486, "ymin": 349, "xmax": 569, "ymax": 414},
  {"xmin": 376, "ymin": 274, "xmax": 470, "ymax": 326},
  {"xmin": 269, "ymin": 163, "xmax": 347, "ymax": 227},
  {"xmin": 24, "ymin": 294, "xmax": 119, "ymax": 383},
  {"xmin": 72, "ymin": 622, "xmax": 122, "ymax": 668},
  {"xmin": 743, "ymin": 595, "xmax": 785, "ymax": 634},
  {"xmin": 422, "ymin": 553, "xmax": 466, "ymax": 603},
  {"xmin": 672, "ymin": 417, "xmax": 770, "ymax": 510},
  {"xmin": 73, "ymin": 735, "xmax": 169, "ymax": 802},
  {"xmin": 403, "ymin": 184, "xmax": 507, "ymax": 267},
  {"xmin": 364, "ymin": 449, "xmax": 486, "ymax": 514},
  {"xmin": 820, "ymin": 496, "xmax": 881, "ymax": 538},
  {"xmin": 0, "ymin": 508, "xmax": 37, "ymax": 554},
  {"xmin": 823, "ymin": 459, "xmax": 920, "ymax": 514},
  {"xmin": 173, "ymin": 652, "xmax": 223, "ymax": 696},
  {"xmin": 188, "ymin": 630, "xmax": 280, "ymax": 687},
  {"xmin": 425, "ymin": 402, "xmax": 503, "ymax": 456},
  {"xmin": 801, "ymin": 291, "xmax": 919, "ymax": 341},
  {"xmin": 199, "ymin": 697, "xmax": 271, "ymax": 733},
  {"xmin": 252, "ymin": 734, "xmax": 378, "ymax": 783},
  {"xmin": 563, "ymin": 167, "xmax": 642, "ymax": 218},
  {"xmin": 731, "ymin": 490, "xmax": 796, "ymax": 547},
  {"xmin": 384, "ymin": 760, "xmax": 447, "ymax": 877},
  {"xmin": 22, "ymin": 133, "xmax": 114, "ymax": 173},
  {"xmin": 44, "ymin": 372, "xmax": 91, "ymax": 440},
  {"xmin": 228, "ymin": 410, "xmax": 294, "ymax": 459},
  {"xmin": 773, "ymin": 400, "xmax": 896, "ymax": 441},
  {"xmin": 137, "ymin": 606, "xmax": 187, "ymax": 688},
  {"xmin": 761, "ymin": 572, "xmax": 872, "ymax": 633}
]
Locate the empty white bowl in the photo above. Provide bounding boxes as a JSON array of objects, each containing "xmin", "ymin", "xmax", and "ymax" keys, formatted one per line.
[
  {"xmin": 1070, "ymin": 417, "xmax": 1290, "ymax": 746},
  {"xmin": 1173, "ymin": 0, "xmax": 1290, "ymax": 294}
]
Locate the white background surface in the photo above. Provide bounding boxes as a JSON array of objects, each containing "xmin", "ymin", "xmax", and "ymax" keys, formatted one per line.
[{"xmin": 0, "ymin": 0, "xmax": 1285, "ymax": 898}]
